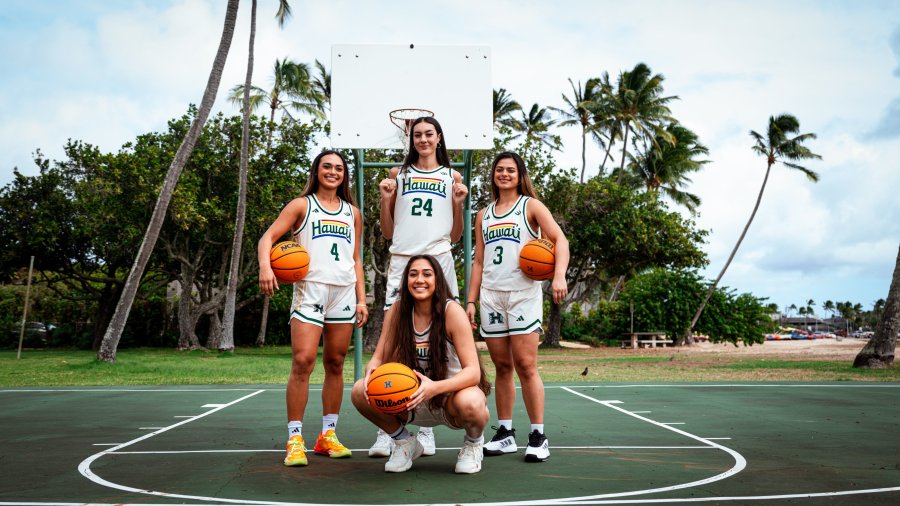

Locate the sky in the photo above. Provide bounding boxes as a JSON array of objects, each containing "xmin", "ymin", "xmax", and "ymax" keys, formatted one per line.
[{"xmin": 1, "ymin": 0, "xmax": 899, "ymax": 315}]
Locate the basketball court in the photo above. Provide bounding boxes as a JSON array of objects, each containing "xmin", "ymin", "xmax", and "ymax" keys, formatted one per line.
[{"xmin": 2, "ymin": 382, "xmax": 899, "ymax": 505}]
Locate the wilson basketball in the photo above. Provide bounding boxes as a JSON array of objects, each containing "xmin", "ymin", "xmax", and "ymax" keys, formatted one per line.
[
  {"xmin": 366, "ymin": 362, "xmax": 420, "ymax": 415},
  {"xmin": 270, "ymin": 241, "xmax": 310, "ymax": 283},
  {"xmin": 519, "ymin": 238, "xmax": 555, "ymax": 280}
]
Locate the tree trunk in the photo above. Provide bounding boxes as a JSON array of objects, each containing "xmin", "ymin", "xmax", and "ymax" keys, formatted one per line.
[
  {"xmin": 607, "ymin": 275, "xmax": 625, "ymax": 302},
  {"xmin": 686, "ymin": 162, "xmax": 773, "ymax": 337},
  {"xmin": 176, "ymin": 275, "xmax": 202, "ymax": 351},
  {"xmin": 541, "ymin": 300, "xmax": 562, "ymax": 348},
  {"xmin": 207, "ymin": 309, "xmax": 223, "ymax": 350},
  {"xmin": 97, "ymin": 0, "xmax": 240, "ymax": 363},
  {"xmin": 616, "ymin": 126, "xmax": 630, "ymax": 185},
  {"xmin": 255, "ymin": 296, "xmax": 270, "ymax": 346},
  {"xmin": 853, "ymin": 243, "xmax": 899, "ymax": 368},
  {"xmin": 91, "ymin": 283, "xmax": 123, "ymax": 351},
  {"xmin": 220, "ymin": 0, "xmax": 256, "ymax": 352},
  {"xmin": 579, "ymin": 128, "xmax": 586, "ymax": 183}
]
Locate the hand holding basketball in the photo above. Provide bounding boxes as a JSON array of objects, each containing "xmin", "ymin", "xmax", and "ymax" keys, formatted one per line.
[
  {"xmin": 366, "ymin": 362, "xmax": 420, "ymax": 415},
  {"xmin": 269, "ymin": 241, "xmax": 310, "ymax": 284},
  {"xmin": 519, "ymin": 238, "xmax": 555, "ymax": 281},
  {"xmin": 378, "ymin": 178, "xmax": 396, "ymax": 199}
]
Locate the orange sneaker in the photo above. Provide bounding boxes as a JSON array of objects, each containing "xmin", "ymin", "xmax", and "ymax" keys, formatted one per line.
[
  {"xmin": 284, "ymin": 435, "xmax": 308, "ymax": 466},
  {"xmin": 314, "ymin": 430, "xmax": 352, "ymax": 458}
]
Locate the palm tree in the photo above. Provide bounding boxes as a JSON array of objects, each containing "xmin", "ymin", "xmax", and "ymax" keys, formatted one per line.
[
  {"xmin": 607, "ymin": 63, "xmax": 678, "ymax": 184},
  {"xmin": 550, "ymin": 78, "xmax": 601, "ymax": 181},
  {"xmin": 854, "ymin": 244, "xmax": 899, "ymax": 368},
  {"xmin": 626, "ymin": 123, "xmax": 708, "ymax": 213},
  {"xmin": 97, "ymin": 0, "xmax": 241, "ymax": 363},
  {"xmin": 221, "ymin": 0, "xmax": 294, "ymax": 352},
  {"xmin": 493, "ymin": 88, "xmax": 521, "ymax": 129},
  {"xmin": 687, "ymin": 114, "xmax": 821, "ymax": 339},
  {"xmin": 805, "ymin": 298, "xmax": 816, "ymax": 331},
  {"xmin": 823, "ymin": 300, "xmax": 835, "ymax": 321},
  {"xmin": 509, "ymin": 103, "xmax": 558, "ymax": 149},
  {"xmin": 311, "ymin": 59, "xmax": 331, "ymax": 112},
  {"xmin": 228, "ymin": 58, "xmax": 324, "ymax": 122}
]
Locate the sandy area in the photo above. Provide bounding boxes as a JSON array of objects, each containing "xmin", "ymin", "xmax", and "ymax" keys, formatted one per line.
[{"xmin": 645, "ymin": 338, "xmax": 868, "ymax": 360}]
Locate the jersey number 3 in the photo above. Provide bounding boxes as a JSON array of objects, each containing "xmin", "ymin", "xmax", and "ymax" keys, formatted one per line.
[
  {"xmin": 491, "ymin": 245, "xmax": 503, "ymax": 265},
  {"xmin": 411, "ymin": 197, "xmax": 433, "ymax": 217}
]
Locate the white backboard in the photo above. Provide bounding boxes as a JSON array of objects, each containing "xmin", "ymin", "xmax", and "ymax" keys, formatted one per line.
[{"xmin": 330, "ymin": 44, "xmax": 493, "ymax": 150}]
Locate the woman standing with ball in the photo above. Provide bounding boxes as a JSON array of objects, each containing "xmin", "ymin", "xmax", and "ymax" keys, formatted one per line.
[
  {"xmin": 258, "ymin": 150, "xmax": 368, "ymax": 467},
  {"xmin": 351, "ymin": 255, "xmax": 490, "ymax": 474},
  {"xmin": 370, "ymin": 116, "xmax": 468, "ymax": 457},
  {"xmin": 465, "ymin": 151, "xmax": 569, "ymax": 462}
]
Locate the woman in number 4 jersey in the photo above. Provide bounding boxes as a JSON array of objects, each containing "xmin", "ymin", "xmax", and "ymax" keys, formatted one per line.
[
  {"xmin": 258, "ymin": 150, "xmax": 368, "ymax": 467},
  {"xmin": 465, "ymin": 151, "xmax": 569, "ymax": 463},
  {"xmin": 370, "ymin": 116, "xmax": 469, "ymax": 457}
]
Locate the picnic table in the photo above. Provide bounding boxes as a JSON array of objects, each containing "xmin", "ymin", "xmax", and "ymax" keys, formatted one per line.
[{"xmin": 621, "ymin": 332, "xmax": 673, "ymax": 349}]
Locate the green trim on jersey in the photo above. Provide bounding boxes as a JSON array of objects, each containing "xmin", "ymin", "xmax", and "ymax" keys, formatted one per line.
[
  {"xmin": 293, "ymin": 195, "xmax": 312, "ymax": 236},
  {"xmin": 310, "ymin": 194, "xmax": 345, "ymax": 216},
  {"xmin": 522, "ymin": 197, "xmax": 540, "ymax": 239},
  {"xmin": 324, "ymin": 315, "xmax": 356, "ymax": 323},
  {"xmin": 489, "ymin": 195, "xmax": 524, "ymax": 220},
  {"xmin": 409, "ymin": 164, "xmax": 447, "ymax": 175}
]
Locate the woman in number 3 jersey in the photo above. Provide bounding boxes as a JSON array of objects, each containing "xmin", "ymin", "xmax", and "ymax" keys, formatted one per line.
[
  {"xmin": 369, "ymin": 116, "xmax": 469, "ymax": 457},
  {"xmin": 466, "ymin": 151, "xmax": 569, "ymax": 463}
]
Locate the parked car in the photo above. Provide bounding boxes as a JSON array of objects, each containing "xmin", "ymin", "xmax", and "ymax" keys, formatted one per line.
[{"xmin": 7, "ymin": 321, "xmax": 49, "ymax": 348}]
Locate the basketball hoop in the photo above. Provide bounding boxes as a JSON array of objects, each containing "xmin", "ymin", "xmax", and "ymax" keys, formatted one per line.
[{"xmin": 389, "ymin": 108, "xmax": 434, "ymax": 152}]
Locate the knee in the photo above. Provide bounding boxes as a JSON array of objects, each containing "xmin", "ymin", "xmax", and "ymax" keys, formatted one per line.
[
  {"xmin": 322, "ymin": 353, "xmax": 346, "ymax": 375},
  {"xmin": 493, "ymin": 359, "xmax": 515, "ymax": 377},
  {"xmin": 350, "ymin": 380, "xmax": 368, "ymax": 410},
  {"xmin": 453, "ymin": 390, "xmax": 489, "ymax": 424},
  {"xmin": 513, "ymin": 358, "xmax": 539, "ymax": 380},
  {"xmin": 290, "ymin": 355, "xmax": 316, "ymax": 378}
]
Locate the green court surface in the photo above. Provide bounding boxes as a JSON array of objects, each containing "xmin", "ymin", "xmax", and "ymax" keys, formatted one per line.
[{"xmin": 1, "ymin": 383, "xmax": 899, "ymax": 505}]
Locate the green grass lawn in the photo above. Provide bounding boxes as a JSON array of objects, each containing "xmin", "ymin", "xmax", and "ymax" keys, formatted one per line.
[{"xmin": 2, "ymin": 345, "xmax": 898, "ymax": 387}]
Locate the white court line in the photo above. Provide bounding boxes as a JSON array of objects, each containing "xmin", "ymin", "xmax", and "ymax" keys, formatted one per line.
[
  {"xmin": 202, "ymin": 404, "xmax": 227, "ymax": 408},
  {"xmin": 0, "ymin": 388, "xmax": 267, "ymax": 392},
  {"xmin": 560, "ymin": 383, "xmax": 900, "ymax": 389},
  {"xmin": 139, "ymin": 427, "xmax": 166, "ymax": 430},
  {"xmin": 107, "ymin": 445, "xmax": 717, "ymax": 455},
  {"xmin": 660, "ymin": 422, "xmax": 685, "ymax": 425},
  {"xmin": 78, "ymin": 389, "xmax": 275, "ymax": 505}
]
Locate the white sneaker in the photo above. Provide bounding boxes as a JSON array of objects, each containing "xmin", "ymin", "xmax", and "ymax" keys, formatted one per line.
[
  {"xmin": 385, "ymin": 435, "xmax": 424, "ymax": 473},
  {"xmin": 454, "ymin": 440, "xmax": 483, "ymax": 474},
  {"xmin": 368, "ymin": 429, "xmax": 394, "ymax": 458},
  {"xmin": 524, "ymin": 430, "xmax": 550, "ymax": 462},
  {"xmin": 484, "ymin": 425, "xmax": 517, "ymax": 455},
  {"xmin": 417, "ymin": 429, "xmax": 436, "ymax": 456}
]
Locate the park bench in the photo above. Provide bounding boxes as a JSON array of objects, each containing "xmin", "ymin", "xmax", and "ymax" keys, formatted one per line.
[{"xmin": 620, "ymin": 332, "xmax": 673, "ymax": 349}]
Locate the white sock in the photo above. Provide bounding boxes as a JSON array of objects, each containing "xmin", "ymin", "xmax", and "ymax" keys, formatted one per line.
[
  {"xmin": 499, "ymin": 419, "xmax": 512, "ymax": 431},
  {"xmin": 465, "ymin": 434, "xmax": 484, "ymax": 444},
  {"xmin": 418, "ymin": 426, "xmax": 433, "ymax": 434},
  {"xmin": 530, "ymin": 423, "xmax": 544, "ymax": 434},
  {"xmin": 390, "ymin": 426, "xmax": 411, "ymax": 440},
  {"xmin": 288, "ymin": 420, "xmax": 302, "ymax": 440},
  {"xmin": 322, "ymin": 414, "xmax": 338, "ymax": 434}
]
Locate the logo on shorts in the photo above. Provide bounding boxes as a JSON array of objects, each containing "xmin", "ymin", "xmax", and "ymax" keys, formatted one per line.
[
  {"xmin": 516, "ymin": 315, "xmax": 525, "ymax": 322},
  {"xmin": 489, "ymin": 312, "xmax": 504, "ymax": 325},
  {"xmin": 343, "ymin": 305, "xmax": 351, "ymax": 311},
  {"xmin": 313, "ymin": 304, "xmax": 324, "ymax": 314}
]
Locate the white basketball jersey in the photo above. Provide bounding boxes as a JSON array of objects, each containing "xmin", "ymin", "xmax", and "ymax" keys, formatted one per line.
[
  {"xmin": 292, "ymin": 194, "xmax": 356, "ymax": 286},
  {"xmin": 413, "ymin": 302, "xmax": 462, "ymax": 380},
  {"xmin": 481, "ymin": 196, "xmax": 540, "ymax": 291},
  {"xmin": 389, "ymin": 165, "xmax": 454, "ymax": 255}
]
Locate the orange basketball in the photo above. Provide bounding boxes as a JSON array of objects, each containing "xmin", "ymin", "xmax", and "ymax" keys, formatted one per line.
[
  {"xmin": 519, "ymin": 238, "xmax": 555, "ymax": 280},
  {"xmin": 366, "ymin": 362, "xmax": 420, "ymax": 415},
  {"xmin": 270, "ymin": 241, "xmax": 309, "ymax": 283}
]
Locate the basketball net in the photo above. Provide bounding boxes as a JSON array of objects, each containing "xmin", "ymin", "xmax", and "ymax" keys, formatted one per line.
[{"xmin": 389, "ymin": 108, "xmax": 434, "ymax": 156}]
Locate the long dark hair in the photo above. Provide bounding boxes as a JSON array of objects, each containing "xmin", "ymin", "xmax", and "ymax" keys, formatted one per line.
[
  {"xmin": 393, "ymin": 255, "xmax": 490, "ymax": 410},
  {"xmin": 489, "ymin": 151, "xmax": 537, "ymax": 201},
  {"xmin": 300, "ymin": 149, "xmax": 356, "ymax": 206},
  {"xmin": 400, "ymin": 117, "xmax": 452, "ymax": 172}
]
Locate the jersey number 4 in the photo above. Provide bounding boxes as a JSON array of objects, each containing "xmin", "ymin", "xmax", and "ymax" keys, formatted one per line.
[
  {"xmin": 330, "ymin": 243, "xmax": 340, "ymax": 261},
  {"xmin": 411, "ymin": 197, "xmax": 433, "ymax": 217}
]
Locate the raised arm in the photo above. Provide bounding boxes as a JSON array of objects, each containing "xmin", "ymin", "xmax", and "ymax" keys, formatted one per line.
[
  {"xmin": 378, "ymin": 167, "xmax": 400, "ymax": 239},
  {"xmin": 449, "ymin": 170, "xmax": 468, "ymax": 243}
]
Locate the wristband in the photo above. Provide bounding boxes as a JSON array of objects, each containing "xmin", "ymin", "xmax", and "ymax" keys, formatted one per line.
[{"xmin": 466, "ymin": 301, "xmax": 477, "ymax": 305}]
